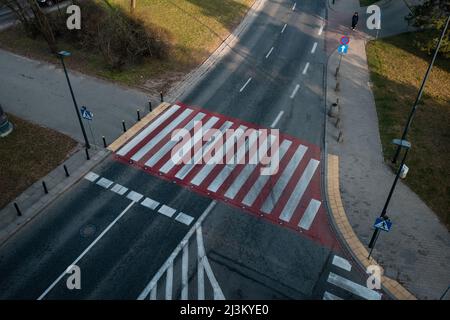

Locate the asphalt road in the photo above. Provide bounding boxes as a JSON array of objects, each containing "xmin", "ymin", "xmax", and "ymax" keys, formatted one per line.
[{"xmin": 0, "ymin": 0, "xmax": 382, "ymax": 300}]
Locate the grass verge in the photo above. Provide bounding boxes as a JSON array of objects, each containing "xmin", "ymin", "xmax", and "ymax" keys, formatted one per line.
[
  {"xmin": 0, "ymin": 0, "xmax": 254, "ymax": 90},
  {"xmin": 366, "ymin": 31, "xmax": 450, "ymax": 227},
  {"xmin": 0, "ymin": 114, "xmax": 77, "ymax": 209}
]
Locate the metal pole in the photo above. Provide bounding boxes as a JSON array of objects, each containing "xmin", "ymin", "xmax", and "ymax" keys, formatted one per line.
[
  {"xmin": 368, "ymin": 148, "xmax": 409, "ymax": 257},
  {"xmin": 392, "ymin": 15, "xmax": 450, "ymax": 163},
  {"xmin": 59, "ymin": 56, "xmax": 91, "ymax": 149}
]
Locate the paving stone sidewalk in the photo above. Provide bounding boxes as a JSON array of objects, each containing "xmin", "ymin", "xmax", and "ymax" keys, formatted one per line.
[{"xmin": 325, "ymin": 0, "xmax": 450, "ymax": 300}]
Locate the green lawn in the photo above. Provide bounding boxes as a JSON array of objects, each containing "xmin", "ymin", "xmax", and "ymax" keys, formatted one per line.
[
  {"xmin": 366, "ymin": 32, "xmax": 450, "ymax": 227},
  {"xmin": 0, "ymin": 115, "xmax": 77, "ymax": 209},
  {"xmin": 0, "ymin": 0, "xmax": 254, "ymax": 87}
]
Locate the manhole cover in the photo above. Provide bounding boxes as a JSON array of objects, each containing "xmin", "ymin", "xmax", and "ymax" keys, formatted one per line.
[{"xmin": 80, "ymin": 224, "xmax": 96, "ymax": 237}]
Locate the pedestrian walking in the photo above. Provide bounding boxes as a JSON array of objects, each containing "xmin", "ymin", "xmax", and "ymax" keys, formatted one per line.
[{"xmin": 351, "ymin": 12, "xmax": 359, "ymax": 30}]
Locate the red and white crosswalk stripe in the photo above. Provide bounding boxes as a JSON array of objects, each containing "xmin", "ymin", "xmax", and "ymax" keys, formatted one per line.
[{"xmin": 115, "ymin": 103, "xmax": 328, "ymax": 241}]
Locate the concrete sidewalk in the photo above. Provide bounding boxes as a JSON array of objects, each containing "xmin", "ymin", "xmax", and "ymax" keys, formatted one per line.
[{"xmin": 325, "ymin": 0, "xmax": 450, "ymax": 299}]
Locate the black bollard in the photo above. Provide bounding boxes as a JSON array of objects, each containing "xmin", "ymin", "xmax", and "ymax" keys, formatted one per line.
[
  {"xmin": 14, "ymin": 202, "xmax": 22, "ymax": 216},
  {"xmin": 102, "ymin": 136, "xmax": 107, "ymax": 148},
  {"xmin": 122, "ymin": 120, "xmax": 127, "ymax": 132},
  {"xmin": 63, "ymin": 165, "xmax": 70, "ymax": 177},
  {"xmin": 149, "ymin": 101, "xmax": 152, "ymax": 112},
  {"xmin": 137, "ymin": 109, "xmax": 141, "ymax": 121},
  {"xmin": 42, "ymin": 181, "xmax": 48, "ymax": 194},
  {"xmin": 160, "ymin": 91, "xmax": 163, "ymax": 102}
]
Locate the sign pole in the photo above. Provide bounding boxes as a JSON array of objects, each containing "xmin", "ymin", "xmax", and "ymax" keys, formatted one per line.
[{"xmin": 87, "ymin": 120, "xmax": 97, "ymax": 150}]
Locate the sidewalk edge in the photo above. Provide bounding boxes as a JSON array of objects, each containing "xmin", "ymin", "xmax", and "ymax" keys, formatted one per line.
[{"xmin": 326, "ymin": 154, "xmax": 417, "ymax": 300}]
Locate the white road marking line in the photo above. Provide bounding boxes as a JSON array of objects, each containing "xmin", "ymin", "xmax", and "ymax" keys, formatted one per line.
[
  {"xmin": 175, "ymin": 213, "xmax": 195, "ymax": 226},
  {"xmin": 191, "ymin": 125, "xmax": 247, "ymax": 186},
  {"xmin": 292, "ymin": 2, "xmax": 296, "ymax": 11},
  {"xmin": 302, "ymin": 62, "xmax": 310, "ymax": 75},
  {"xmin": 150, "ymin": 286, "xmax": 157, "ymax": 300},
  {"xmin": 145, "ymin": 112, "xmax": 207, "ymax": 167},
  {"xmin": 298, "ymin": 199, "xmax": 321, "ymax": 230},
  {"xmin": 332, "ymin": 255, "xmax": 352, "ymax": 272},
  {"xmin": 197, "ymin": 227, "xmax": 205, "ymax": 300},
  {"xmin": 84, "ymin": 172, "xmax": 99, "ymax": 182},
  {"xmin": 261, "ymin": 145, "xmax": 308, "ymax": 214},
  {"xmin": 110, "ymin": 183, "xmax": 128, "ymax": 196},
  {"xmin": 290, "ymin": 84, "xmax": 300, "ymax": 99},
  {"xmin": 165, "ymin": 264, "xmax": 173, "ymax": 300},
  {"xmin": 181, "ymin": 245, "xmax": 188, "ymax": 300},
  {"xmin": 281, "ymin": 23, "xmax": 287, "ymax": 33},
  {"xmin": 265, "ymin": 47, "xmax": 274, "ymax": 59},
  {"xmin": 96, "ymin": 177, "xmax": 113, "ymax": 189},
  {"xmin": 323, "ymin": 291, "xmax": 343, "ymax": 300},
  {"xmin": 126, "ymin": 190, "xmax": 143, "ymax": 203},
  {"xmin": 279, "ymin": 159, "xmax": 320, "ymax": 222},
  {"xmin": 131, "ymin": 108, "xmax": 193, "ymax": 162},
  {"xmin": 327, "ymin": 272, "xmax": 382, "ymax": 300},
  {"xmin": 117, "ymin": 105, "xmax": 180, "ymax": 156},
  {"xmin": 311, "ymin": 42, "xmax": 318, "ymax": 54},
  {"xmin": 160, "ymin": 115, "xmax": 219, "ymax": 174},
  {"xmin": 38, "ymin": 201, "xmax": 136, "ymax": 300},
  {"xmin": 141, "ymin": 197, "xmax": 160, "ymax": 210},
  {"xmin": 271, "ymin": 111, "xmax": 284, "ymax": 128},
  {"xmin": 225, "ymin": 135, "xmax": 276, "ymax": 200},
  {"xmin": 242, "ymin": 140, "xmax": 292, "ymax": 207},
  {"xmin": 158, "ymin": 205, "xmax": 176, "ymax": 218},
  {"xmin": 318, "ymin": 24, "xmax": 324, "ymax": 35},
  {"xmin": 239, "ymin": 77, "xmax": 252, "ymax": 93},
  {"xmin": 138, "ymin": 201, "xmax": 217, "ymax": 300},
  {"xmin": 197, "ymin": 226, "xmax": 225, "ymax": 300}
]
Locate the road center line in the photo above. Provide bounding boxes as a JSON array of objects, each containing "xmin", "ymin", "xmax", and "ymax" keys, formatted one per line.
[
  {"xmin": 281, "ymin": 23, "xmax": 287, "ymax": 34},
  {"xmin": 37, "ymin": 201, "xmax": 136, "ymax": 300},
  {"xmin": 290, "ymin": 84, "xmax": 300, "ymax": 99},
  {"xmin": 265, "ymin": 47, "xmax": 274, "ymax": 59},
  {"xmin": 302, "ymin": 62, "xmax": 310, "ymax": 75},
  {"xmin": 311, "ymin": 42, "xmax": 318, "ymax": 54},
  {"xmin": 271, "ymin": 111, "xmax": 284, "ymax": 128},
  {"xmin": 239, "ymin": 77, "xmax": 252, "ymax": 92},
  {"xmin": 318, "ymin": 24, "xmax": 324, "ymax": 36},
  {"xmin": 292, "ymin": 2, "xmax": 296, "ymax": 11}
]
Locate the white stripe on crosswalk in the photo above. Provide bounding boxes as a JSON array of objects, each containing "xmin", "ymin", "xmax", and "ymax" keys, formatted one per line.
[
  {"xmin": 175, "ymin": 121, "xmax": 234, "ymax": 180},
  {"xmin": 126, "ymin": 191, "xmax": 143, "ymax": 202},
  {"xmin": 207, "ymin": 131, "xmax": 261, "ymax": 193},
  {"xmin": 261, "ymin": 145, "xmax": 308, "ymax": 214},
  {"xmin": 145, "ymin": 113, "xmax": 206, "ymax": 167},
  {"xmin": 190, "ymin": 125, "xmax": 247, "ymax": 186},
  {"xmin": 241, "ymin": 139, "xmax": 292, "ymax": 206},
  {"xmin": 279, "ymin": 159, "xmax": 320, "ymax": 222},
  {"xmin": 96, "ymin": 177, "xmax": 113, "ymax": 189},
  {"xmin": 323, "ymin": 291, "xmax": 343, "ymax": 300},
  {"xmin": 84, "ymin": 172, "xmax": 99, "ymax": 182},
  {"xmin": 131, "ymin": 108, "xmax": 194, "ymax": 162},
  {"xmin": 158, "ymin": 205, "xmax": 176, "ymax": 218},
  {"xmin": 110, "ymin": 184, "xmax": 128, "ymax": 195},
  {"xmin": 332, "ymin": 255, "xmax": 352, "ymax": 272},
  {"xmin": 327, "ymin": 272, "xmax": 382, "ymax": 300},
  {"xmin": 141, "ymin": 197, "xmax": 160, "ymax": 210},
  {"xmin": 175, "ymin": 213, "xmax": 194, "ymax": 226},
  {"xmin": 117, "ymin": 105, "xmax": 180, "ymax": 156},
  {"xmin": 160, "ymin": 116, "xmax": 219, "ymax": 174},
  {"xmin": 224, "ymin": 135, "xmax": 276, "ymax": 200},
  {"xmin": 298, "ymin": 199, "xmax": 321, "ymax": 230}
]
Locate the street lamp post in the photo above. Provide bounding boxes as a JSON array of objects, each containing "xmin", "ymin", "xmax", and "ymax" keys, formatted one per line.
[
  {"xmin": 57, "ymin": 50, "xmax": 90, "ymax": 149},
  {"xmin": 368, "ymin": 139, "xmax": 411, "ymax": 258},
  {"xmin": 392, "ymin": 15, "xmax": 450, "ymax": 163}
]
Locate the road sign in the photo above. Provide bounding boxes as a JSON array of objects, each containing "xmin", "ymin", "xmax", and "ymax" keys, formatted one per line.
[
  {"xmin": 338, "ymin": 44, "xmax": 349, "ymax": 55},
  {"xmin": 374, "ymin": 217, "xmax": 392, "ymax": 232},
  {"xmin": 340, "ymin": 36, "xmax": 350, "ymax": 45},
  {"xmin": 80, "ymin": 106, "xmax": 93, "ymax": 121}
]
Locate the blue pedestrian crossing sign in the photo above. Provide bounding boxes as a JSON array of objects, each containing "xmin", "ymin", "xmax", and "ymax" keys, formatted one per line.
[
  {"xmin": 80, "ymin": 106, "xmax": 93, "ymax": 121},
  {"xmin": 338, "ymin": 44, "xmax": 349, "ymax": 55},
  {"xmin": 374, "ymin": 217, "xmax": 392, "ymax": 232}
]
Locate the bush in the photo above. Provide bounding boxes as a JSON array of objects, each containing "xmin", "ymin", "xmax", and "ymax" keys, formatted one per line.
[{"xmin": 50, "ymin": 0, "xmax": 170, "ymax": 69}]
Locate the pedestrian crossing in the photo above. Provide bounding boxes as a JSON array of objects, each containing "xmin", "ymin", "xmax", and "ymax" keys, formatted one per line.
[{"xmin": 114, "ymin": 103, "xmax": 326, "ymax": 241}]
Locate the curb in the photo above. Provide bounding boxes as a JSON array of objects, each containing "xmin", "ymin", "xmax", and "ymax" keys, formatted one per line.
[{"xmin": 326, "ymin": 154, "xmax": 417, "ymax": 300}]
